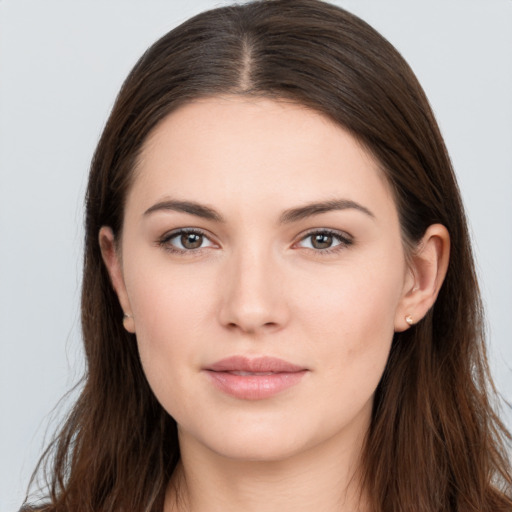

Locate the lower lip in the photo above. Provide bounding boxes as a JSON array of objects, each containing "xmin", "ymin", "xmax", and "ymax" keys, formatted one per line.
[{"xmin": 205, "ymin": 370, "xmax": 308, "ymax": 400}]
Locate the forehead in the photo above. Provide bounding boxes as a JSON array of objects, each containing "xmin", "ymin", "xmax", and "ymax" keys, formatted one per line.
[{"xmin": 129, "ymin": 96, "xmax": 396, "ymax": 220}]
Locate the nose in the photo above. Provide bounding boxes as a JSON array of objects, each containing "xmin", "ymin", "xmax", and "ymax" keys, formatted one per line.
[{"xmin": 217, "ymin": 247, "xmax": 289, "ymax": 335}]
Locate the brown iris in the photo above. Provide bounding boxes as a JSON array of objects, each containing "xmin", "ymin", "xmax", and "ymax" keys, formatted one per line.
[
  {"xmin": 181, "ymin": 233, "xmax": 203, "ymax": 249},
  {"xmin": 311, "ymin": 233, "xmax": 334, "ymax": 249}
]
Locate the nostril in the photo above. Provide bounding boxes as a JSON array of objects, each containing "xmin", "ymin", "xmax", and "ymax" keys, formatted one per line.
[
  {"xmin": 224, "ymin": 320, "xmax": 280, "ymax": 335},
  {"xmin": 217, "ymin": 270, "xmax": 289, "ymax": 333}
]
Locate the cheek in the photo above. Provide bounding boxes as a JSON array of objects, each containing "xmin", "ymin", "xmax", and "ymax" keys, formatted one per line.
[
  {"xmin": 127, "ymin": 253, "xmax": 216, "ymax": 335},
  {"xmin": 295, "ymin": 255, "xmax": 403, "ymax": 388},
  {"xmin": 300, "ymin": 256, "xmax": 402, "ymax": 328},
  {"xmin": 123, "ymin": 258, "xmax": 223, "ymax": 415}
]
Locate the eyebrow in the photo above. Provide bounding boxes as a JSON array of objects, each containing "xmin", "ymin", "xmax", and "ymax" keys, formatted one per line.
[
  {"xmin": 143, "ymin": 198, "xmax": 375, "ymax": 223},
  {"xmin": 144, "ymin": 200, "xmax": 225, "ymax": 222},
  {"xmin": 279, "ymin": 199, "xmax": 375, "ymax": 224}
]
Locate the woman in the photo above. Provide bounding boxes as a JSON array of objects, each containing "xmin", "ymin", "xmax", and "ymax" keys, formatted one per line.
[{"xmin": 22, "ymin": 0, "xmax": 512, "ymax": 510}]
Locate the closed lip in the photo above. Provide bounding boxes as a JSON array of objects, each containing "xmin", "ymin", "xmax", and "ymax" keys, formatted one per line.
[
  {"xmin": 203, "ymin": 356, "xmax": 308, "ymax": 400},
  {"xmin": 205, "ymin": 355, "xmax": 307, "ymax": 373}
]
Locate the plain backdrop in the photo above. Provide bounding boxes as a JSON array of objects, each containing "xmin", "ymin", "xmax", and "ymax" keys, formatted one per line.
[{"xmin": 1, "ymin": 0, "xmax": 511, "ymax": 509}]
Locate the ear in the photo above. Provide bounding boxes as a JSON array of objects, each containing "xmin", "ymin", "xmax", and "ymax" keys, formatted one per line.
[
  {"xmin": 98, "ymin": 226, "xmax": 136, "ymax": 333},
  {"xmin": 394, "ymin": 224, "xmax": 450, "ymax": 332}
]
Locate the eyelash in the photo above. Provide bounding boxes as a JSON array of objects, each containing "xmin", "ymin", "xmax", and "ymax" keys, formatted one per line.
[
  {"xmin": 157, "ymin": 228, "xmax": 353, "ymax": 255},
  {"xmin": 158, "ymin": 228, "xmax": 215, "ymax": 255},
  {"xmin": 295, "ymin": 229, "xmax": 353, "ymax": 254}
]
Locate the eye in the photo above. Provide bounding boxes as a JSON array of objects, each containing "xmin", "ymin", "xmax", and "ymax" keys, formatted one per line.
[
  {"xmin": 159, "ymin": 229, "xmax": 216, "ymax": 253},
  {"xmin": 296, "ymin": 229, "xmax": 352, "ymax": 252}
]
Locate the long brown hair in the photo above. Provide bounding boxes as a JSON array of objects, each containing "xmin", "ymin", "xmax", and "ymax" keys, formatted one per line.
[{"xmin": 24, "ymin": 1, "xmax": 512, "ymax": 510}]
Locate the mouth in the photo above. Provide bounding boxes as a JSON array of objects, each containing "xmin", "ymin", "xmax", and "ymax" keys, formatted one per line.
[
  {"xmin": 204, "ymin": 356, "xmax": 308, "ymax": 400},
  {"xmin": 225, "ymin": 371, "xmax": 279, "ymax": 376}
]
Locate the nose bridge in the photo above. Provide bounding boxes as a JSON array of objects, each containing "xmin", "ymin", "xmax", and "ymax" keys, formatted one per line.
[{"xmin": 218, "ymin": 242, "xmax": 286, "ymax": 333}]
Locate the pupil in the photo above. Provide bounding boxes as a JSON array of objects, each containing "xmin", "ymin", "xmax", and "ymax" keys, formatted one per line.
[
  {"xmin": 181, "ymin": 233, "xmax": 202, "ymax": 249},
  {"xmin": 312, "ymin": 234, "xmax": 332, "ymax": 249}
]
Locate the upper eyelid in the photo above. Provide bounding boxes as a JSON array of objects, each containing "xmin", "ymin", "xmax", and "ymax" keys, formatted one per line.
[
  {"xmin": 158, "ymin": 228, "xmax": 218, "ymax": 250},
  {"xmin": 296, "ymin": 227, "xmax": 353, "ymax": 241},
  {"xmin": 160, "ymin": 227, "xmax": 213, "ymax": 240},
  {"xmin": 292, "ymin": 229, "xmax": 354, "ymax": 253}
]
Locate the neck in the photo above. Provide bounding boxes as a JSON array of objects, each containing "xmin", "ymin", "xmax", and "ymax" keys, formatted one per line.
[{"xmin": 164, "ymin": 424, "xmax": 371, "ymax": 512}]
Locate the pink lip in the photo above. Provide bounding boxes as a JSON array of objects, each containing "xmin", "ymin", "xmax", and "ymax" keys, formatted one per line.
[{"xmin": 204, "ymin": 356, "xmax": 308, "ymax": 400}]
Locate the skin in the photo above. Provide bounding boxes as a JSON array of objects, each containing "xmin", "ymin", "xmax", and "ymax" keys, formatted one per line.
[{"xmin": 100, "ymin": 96, "xmax": 449, "ymax": 512}]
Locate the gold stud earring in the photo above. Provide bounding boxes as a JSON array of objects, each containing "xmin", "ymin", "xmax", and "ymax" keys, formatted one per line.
[{"xmin": 405, "ymin": 315, "xmax": 413, "ymax": 326}]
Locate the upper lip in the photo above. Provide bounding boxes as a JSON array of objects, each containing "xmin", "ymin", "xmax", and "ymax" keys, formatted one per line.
[{"xmin": 206, "ymin": 356, "xmax": 306, "ymax": 373}]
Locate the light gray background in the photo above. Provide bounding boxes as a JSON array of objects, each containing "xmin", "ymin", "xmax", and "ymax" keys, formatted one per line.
[{"xmin": 1, "ymin": 1, "xmax": 511, "ymax": 510}]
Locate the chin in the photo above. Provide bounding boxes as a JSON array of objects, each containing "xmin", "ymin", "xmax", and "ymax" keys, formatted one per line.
[
  {"xmin": 204, "ymin": 432, "xmax": 312, "ymax": 463},
  {"xmin": 176, "ymin": 412, "xmax": 312, "ymax": 461},
  {"xmin": 177, "ymin": 405, "xmax": 368, "ymax": 465}
]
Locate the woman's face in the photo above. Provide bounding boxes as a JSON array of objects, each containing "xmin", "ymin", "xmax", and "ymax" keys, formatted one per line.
[{"xmin": 105, "ymin": 97, "xmax": 414, "ymax": 462}]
